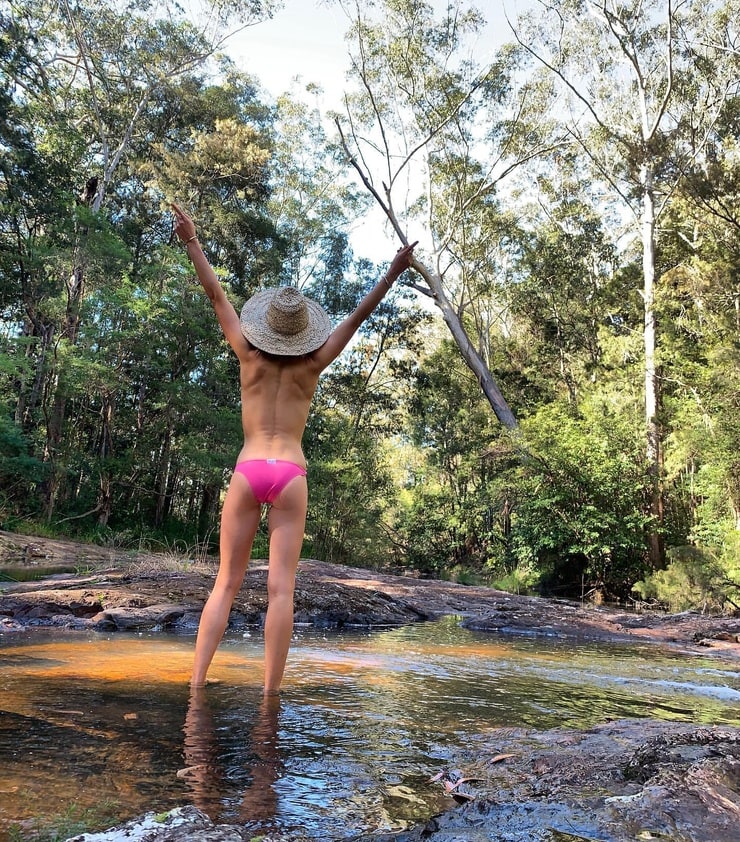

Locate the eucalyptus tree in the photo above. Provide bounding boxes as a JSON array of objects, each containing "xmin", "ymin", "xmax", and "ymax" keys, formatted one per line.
[
  {"xmin": 1, "ymin": 0, "xmax": 275, "ymax": 521},
  {"xmin": 401, "ymin": 338, "xmax": 506, "ymax": 575},
  {"xmin": 656, "ymin": 105, "xmax": 740, "ymax": 550},
  {"xmin": 333, "ymin": 0, "xmax": 563, "ymax": 429},
  {"xmin": 506, "ymin": 203, "xmax": 623, "ymax": 408},
  {"xmin": 510, "ymin": 0, "xmax": 740, "ymax": 567},
  {"xmin": 267, "ymin": 91, "xmax": 370, "ymax": 296},
  {"xmin": 28, "ymin": 0, "xmax": 278, "ymax": 212}
]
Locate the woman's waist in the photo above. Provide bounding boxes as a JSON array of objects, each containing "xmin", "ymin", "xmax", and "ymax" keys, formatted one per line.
[{"xmin": 237, "ymin": 439, "xmax": 306, "ymax": 468}]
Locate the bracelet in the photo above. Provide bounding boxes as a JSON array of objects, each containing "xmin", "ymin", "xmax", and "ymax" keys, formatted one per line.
[
  {"xmin": 383, "ymin": 275, "xmax": 393, "ymax": 288},
  {"xmin": 185, "ymin": 235, "xmax": 198, "ymax": 245}
]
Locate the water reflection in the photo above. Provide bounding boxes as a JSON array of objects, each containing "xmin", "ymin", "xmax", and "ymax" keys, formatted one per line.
[
  {"xmin": 181, "ymin": 688, "xmax": 282, "ymax": 831},
  {"xmin": 0, "ymin": 621, "xmax": 738, "ymax": 840}
]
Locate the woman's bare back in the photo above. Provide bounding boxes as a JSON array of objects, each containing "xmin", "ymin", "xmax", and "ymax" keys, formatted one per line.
[{"xmin": 237, "ymin": 348, "xmax": 322, "ymax": 466}]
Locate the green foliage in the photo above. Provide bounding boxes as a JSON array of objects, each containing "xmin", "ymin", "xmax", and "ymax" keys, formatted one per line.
[
  {"xmin": 306, "ymin": 449, "xmax": 396, "ymax": 568},
  {"xmin": 395, "ymin": 483, "xmax": 460, "ymax": 576},
  {"xmin": 633, "ymin": 541, "xmax": 740, "ymax": 613},
  {"xmin": 397, "ymin": 341, "xmax": 508, "ymax": 575},
  {"xmin": 657, "ymin": 248, "xmax": 740, "ymax": 552},
  {"xmin": 493, "ymin": 562, "xmax": 541, "ymax": 595},
  {"xmin": 505, "ymin": 208, "xmax": 628, "ymax": 409},
  {"xmin": 505, "ymin": 400, "xmax": 652, "ymax": 599},
  {"xmin": 306, "ymin": 340, "xmax": 407, "ymax": 568},
  {"xmin": 0, "ymin": 347, "xmax": 46, "ymax": 522}
]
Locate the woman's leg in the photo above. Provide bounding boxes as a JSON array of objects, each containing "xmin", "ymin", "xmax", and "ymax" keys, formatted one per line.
[
  {"xmin": 191, "ymin": 473, "xmax": 261, "ymax": 687},
  {"xmin": 263, "ymin": 475, "xmax": 308, "ymax": 695}
]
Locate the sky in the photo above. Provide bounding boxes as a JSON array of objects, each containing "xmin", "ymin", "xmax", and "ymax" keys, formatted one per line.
[
  {"xmin": 228, "ymin": 1, "xmax": 354, "ymax": 108},
  {"xmin": 224, "ymin": 0, "xmax": 531, "ymax": 263},
  {"xmin": 229, "ymin": 0, "xmax": 526, "ymax": 109}
]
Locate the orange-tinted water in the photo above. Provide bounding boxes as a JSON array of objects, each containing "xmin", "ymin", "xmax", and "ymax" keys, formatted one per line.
[{"xmin": 1, "ymin": 619, "xmax": 738, "ymax": 840}]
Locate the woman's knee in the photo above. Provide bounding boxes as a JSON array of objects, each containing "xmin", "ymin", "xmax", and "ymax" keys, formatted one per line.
[
  {"xmin": 214, "ymin": 566, "xmax": 246, "ymax": 597},
  {"xmin": 266, "ymin": 572, "xmax": 295, "ymax": 603}
]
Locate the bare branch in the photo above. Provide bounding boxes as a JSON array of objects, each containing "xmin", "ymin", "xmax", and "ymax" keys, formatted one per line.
[
  {"xmin": 507, "ymin": 5, "xmax": 635, "ymax": 155},
  {"xmin": 335, "ymin": 116, "xmax": 408, "ymax": 244}
]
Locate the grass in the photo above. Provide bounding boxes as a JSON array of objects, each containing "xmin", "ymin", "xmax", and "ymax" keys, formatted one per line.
[
  {"xmin": 123, "ymin": 535, "xmax": 218, "ymax": 577},
  {"xmin": 8, "ymin": 802, "xmax": 121, "ymax": 842}
]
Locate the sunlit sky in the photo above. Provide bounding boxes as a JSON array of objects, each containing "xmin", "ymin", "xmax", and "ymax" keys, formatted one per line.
[
  {"xmin": 223, "ymin": 0, "xmax": 530, "ymax": 263},
  {"xmin": 229, "ymin": 1, "xmax": 524, "ymax": 109}
]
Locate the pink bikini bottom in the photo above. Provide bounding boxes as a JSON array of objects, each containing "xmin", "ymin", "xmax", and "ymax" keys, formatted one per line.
[{"xmin": 233, "ymin": 459, "xmax": 307, "ymax": 505}]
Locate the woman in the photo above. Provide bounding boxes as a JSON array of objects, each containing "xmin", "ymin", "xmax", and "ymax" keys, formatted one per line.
[{"xmin": 172, "ymin": 203, "xmax": 416, "ymax": 694}]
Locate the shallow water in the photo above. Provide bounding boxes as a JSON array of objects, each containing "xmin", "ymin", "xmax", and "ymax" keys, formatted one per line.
[{"xmin": 1, "ymin": 618, "xmax": 738, "ymax": 840}]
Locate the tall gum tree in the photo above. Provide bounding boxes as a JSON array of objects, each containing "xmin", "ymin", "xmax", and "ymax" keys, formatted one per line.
[
  {"xmin": 509, "ymin": 0, "xmax": 740, "ymax": 568},
  {"xmin": 334, "ymin": 0, "xmax": 566, "ymax": 430},
  {"xmin": 4, "ymin": 0, "xmax": 275, "ymax": 520}
]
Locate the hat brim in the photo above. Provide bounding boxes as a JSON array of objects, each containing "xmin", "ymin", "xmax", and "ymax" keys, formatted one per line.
[{"xmin": 240, "ymin": 288, "xmax": 332, "ymax": 356}]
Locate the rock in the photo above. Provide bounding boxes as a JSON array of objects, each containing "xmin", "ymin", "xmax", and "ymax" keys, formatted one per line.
[
  {"xmin": 96, "ymin": 603, "xmax": 186, "ymax": 631},
  {"xmin": 2, "ymin": 531, "xmax": 739, "ymax": 658},
  {"xmin": 64, "ymin": 805, "xmax": 314, "ymax": 841},
  {"xmin": 65, "ymin": 806, "xmax": 248, "ymax": 841},
  {"xmin": 364, "ymin": 720, "xmax": 740, "ymax": 842},
  {"xmin": 63, "ymin": 722, "xmax": 740, "ymax": 842}
]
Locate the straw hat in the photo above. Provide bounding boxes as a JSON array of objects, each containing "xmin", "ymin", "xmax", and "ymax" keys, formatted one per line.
[{"xmin": 240, "ymin": 286, "xmax": 332, "ymax": 356}]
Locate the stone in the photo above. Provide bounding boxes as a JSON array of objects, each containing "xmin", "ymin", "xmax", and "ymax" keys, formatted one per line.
[
  {"xmin": 97, "ymin": 603, "xmax": 185, "ymax": 631},
  {"xmin": 65, "ymin": 806, "xmax": 248, "ymax": 841}
]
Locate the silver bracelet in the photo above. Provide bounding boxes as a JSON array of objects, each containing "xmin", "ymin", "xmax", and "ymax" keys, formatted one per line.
[{"xmin": 383, "ymin": 275, "xmax": 393, "ymax": 288}]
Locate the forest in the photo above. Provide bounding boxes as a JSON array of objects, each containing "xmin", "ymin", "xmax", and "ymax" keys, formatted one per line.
[{"xmin": 1, "ymin": 0, "xmax": 738, "ymax": 611}]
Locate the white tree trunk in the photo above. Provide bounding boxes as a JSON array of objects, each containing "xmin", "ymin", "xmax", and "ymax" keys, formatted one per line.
[{"xmin": 641, "ymin": 164, "xmax": 664, "ymax": 567}]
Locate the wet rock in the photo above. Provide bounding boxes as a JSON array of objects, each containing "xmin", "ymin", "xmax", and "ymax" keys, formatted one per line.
[
  {"xmin": 94, "ymin": 603, "xmax": 186, "ymax": 631},
  {"xmin": 65, "ymin": 805, "xmax": 248, "ymax": 841},
  {"xmin": 62, "ymin": 722, "xmax": 740, "ymax": 842},
  {"xmin": 364, "ymin": 719, "xmax": 740, "ymax": 842},
  {"xmin": 0, "ymin": 557, "xmax": 428, "ymax": 633},
  {"xmin": 2, "ymin": 530, "xmax": 739, "ymax": 657},
  {"xmin": 292, "ymin": 580, "xmax": 431, "ymax": 628},
  {"xmin": 64, "ymin": 805, "xmax": 314, "ymax": 841}
]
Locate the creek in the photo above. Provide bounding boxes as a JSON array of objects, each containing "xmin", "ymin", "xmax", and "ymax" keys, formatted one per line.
[{"xmin": 1, "ymin": 618, "xmax": 739, "ymax": 840}]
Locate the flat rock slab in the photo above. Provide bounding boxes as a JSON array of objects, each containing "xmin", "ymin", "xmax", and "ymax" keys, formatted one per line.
[
  {"xmin": 63, "ymin": 721, "xmax": 740, "ymax": 842},
  {"xmin": 66, "ymin": 806, "xmax": 252, "ymax": 841},
  {"xmin": 1, "ymin": 530, "xmax": 739, "ymax": 657}
]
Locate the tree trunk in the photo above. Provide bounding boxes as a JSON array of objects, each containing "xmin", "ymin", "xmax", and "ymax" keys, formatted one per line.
[
  {"xmin": 154, "ymin": 426, "xmax": 173, "ymax": 528},
  {"xmin": 641, "ymin": 164, "xmax": 665, "ymax": 569},
  {"xmin": 97, "ymin": 473, "xmax": 112, "ymax": 527},
  {"xmin": 412, "ymin": 261, "xmax": 518, "ymax": 429},
  {"xmin": 41, "ymin": 184, "xmax": 93, "ymax": 522},
  {"xmin": 96, "ymin": 394, "xmax": 114, "ymax": 526},
  {"xmin": 334, "ymin": 120, "xmax": 517, "ymax": 431},
  {"xmin": 198, "ymin": 481, "xmax": 221, "ymax": 538}
]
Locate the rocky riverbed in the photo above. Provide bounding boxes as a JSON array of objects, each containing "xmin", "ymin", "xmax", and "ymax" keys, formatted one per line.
[
  {"xmin": 2, "ymin": 530, "xmax": 739, "ymax": 656},
  {"xmin": 2, "ymin": 529, "xmax": 739, "ymax": 841}
]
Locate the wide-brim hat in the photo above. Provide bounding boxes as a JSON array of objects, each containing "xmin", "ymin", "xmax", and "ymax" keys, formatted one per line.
[{"xmin": 240, "ymin": 286, "xmax": 332, "ymax": 356}]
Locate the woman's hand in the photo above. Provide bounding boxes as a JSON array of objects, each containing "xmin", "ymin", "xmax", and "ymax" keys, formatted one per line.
[
  {"xmin": 171, "ymin": 203, "xmax": 197, "ymax": 244},
  {"xmin": 387, "ymin": 240, "xmax": 418, "ymax": 282}
]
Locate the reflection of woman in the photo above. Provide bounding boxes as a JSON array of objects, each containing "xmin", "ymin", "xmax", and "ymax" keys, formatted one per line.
[
  {"xmin": 181, "ymin": 687, "xmax": 228, "ymax": 821},
  {"xmin": 181, "ymin": 687, "xmax": 282, "ymax": 828},
  {"xmin": 239, "ymin": 693, "xmax": 281, "ymax": 826}
]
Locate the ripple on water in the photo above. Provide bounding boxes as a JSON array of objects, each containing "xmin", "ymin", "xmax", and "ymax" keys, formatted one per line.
[{"xmin": 0, "ymin": 621, "xmax": 738, "ymax": 839}]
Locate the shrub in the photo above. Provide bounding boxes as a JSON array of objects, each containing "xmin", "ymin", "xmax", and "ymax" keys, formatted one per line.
[{"xmin": 632, "ymin": 542, "xmax": 740, "ymax": 614}]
